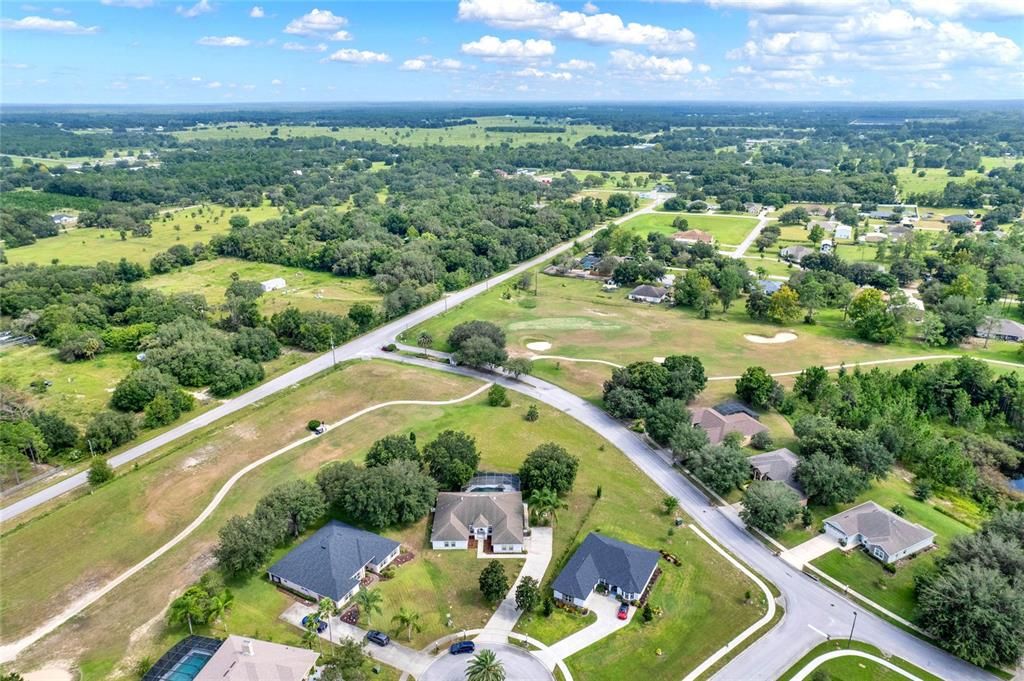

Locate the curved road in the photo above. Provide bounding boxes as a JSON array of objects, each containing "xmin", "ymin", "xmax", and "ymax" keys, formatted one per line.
[
  {"xmin": 0, "ymin": 197, "xmax": 668, "ymax": 524},
  {"xmin": 374, "ymin": 353, "xmax": 996, "ymax": 681}
]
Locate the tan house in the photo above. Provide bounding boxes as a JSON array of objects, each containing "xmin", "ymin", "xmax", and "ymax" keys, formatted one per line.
[
  {"xmin": 824, "ymin": 502, "xmax": 935, "ymax": 564},
  {"xmin": 691, "ymin": 407, "xmax": 767, "ymax": 445},
  {"xmin": 195, "ymin": 636, "xmax": 319, "ymax": 681},
  {"xmin": 431, "ymin": 492, "xmax": 527, "ymax": 552},
  {"xmin": 672, "ymin": 229, "xmax": 714, "ymax": 244}
]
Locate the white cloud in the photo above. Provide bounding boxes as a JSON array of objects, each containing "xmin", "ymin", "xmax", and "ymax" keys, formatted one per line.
[
  {"xmin": 609, "ymin": 49, "xmax": 694, "ymax": 79},
  {"xmin": 176, "ymin": 0, "xmax": 213, "ymax": 18},
  {"xmin": 284, "ymin": 8, "xmax": 347, "ymax": 36},
  {"xmin": 516, "ymin": 84, "xmax": 530, "ymax": 91},
  {"xmin": 400, "ymin": 55, "xmax": 464, "ymax": 71},
  {"xmin": 206, "ymin": 80, "xmax": 222, "ymax": 88},
  {"xmin": 190, "ymin": 75, "xmax": 202, "ymax": 81},
  {"xmin": 0, "ymin": 15, "xmax": 98, "ymax": 34},
  {"xmin": 283, "ymin": 42, "xmax": 327, "ymax": 52},
  {"xmin": 702, "ymin": 0, "xmax": 874, "ymax": 14},
  {"xmin": 51, "ymin": 7, "xmax": 71, "ymax": 15},
  {"xmin": 457, "ymin": 0, "xmax": 696, "ymax": 52},
  {"xmin": 271, "ymin": 78, "xmax": 283, "ymax": 85},
  {"xmin": 249, "ymin": 5, "xmax": 264, "ymax": 18},
  {"xmin": 582, "ymin": 2, "xmax": 599, "ymax": 13},
  {"xmin": 558, "ymin": 58, "xmax": 595, "ymax": 70},
  {"xmin": 100, "ymin": 0, "xmax": 153, "ymax": 7},
  {"xmin": 329, "ymin": 30, "xmax": 351, "ymax": 41},
  {"xmin": 3, "ymin": 62, "xmax": 31, "ymax": 69},
  {"xmin": 110, "ymin": 80, "xmax": 128, "ymax": 89},
  {"xmin": 197, "ymin": 35, "xmax": 251, "ymax": 47},
  {"xmin": 902, "ymin": 0, "xmax": 1024, "ymax": 19},
  {"xmin": 460, "ymin": 35, "xmax": 556, "ymax": 60},
  {"xmin": 324, "ymin": 48, "xmax": 391, "ymax": 63},
  {"xmin": 515, "ymin": 66, "xmax": 573, "ymax": 80}
]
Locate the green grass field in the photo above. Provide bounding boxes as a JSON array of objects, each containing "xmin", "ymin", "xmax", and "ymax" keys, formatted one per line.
[
  {"xmin": 621, "ymin": 212, "xmax": 759, "ymax": 246},
  {"xmin": 778, "ymin": 640, "xmax": 944, "ymax": 681},
  {"xmin": 516, "ymin": 608, "xmax": 596, "ymax": 645},
  {"xmin": 143, "ymin": 257, "xmax": 380, "ymax": 318},
  {"xmin": 1, "ymin": 189, "xmax": 102, "ymax": 212},
  {"xmin": 173, "ymin": 116, "xmax": 611, "ymax": 148},
  {"xmin": 894, "ymin": 167, "xmax": 983, "ymax": 195},
  {"xmin": 4, "ymin": 203, "xmax": 282, "ymax": 267},
  {"xmin": 568, "ymin": 169, "xmax": 660, "ymax": 190}
]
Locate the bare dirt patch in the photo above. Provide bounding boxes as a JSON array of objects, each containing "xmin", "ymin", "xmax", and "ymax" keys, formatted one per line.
[
  {"xmin": 23, "ymin": 661, "xmax": 75, "ymax": 681},
  {"xmin": 744, "ymin": 332, "xmax": 798, "ymax": 344},
  {"xmin": 527, "ymin": 341, "xmax": 553, "ymax": 352}
]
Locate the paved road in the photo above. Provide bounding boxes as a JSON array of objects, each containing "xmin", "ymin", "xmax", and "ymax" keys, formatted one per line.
[
  {"xmin": 375, "ymin": 354, "xmax": 997, "ymax": 681},
  {"xmin": 789, "ymin": 650, "xmax": 924, "ymax": 681},
  {"xmin": 731, "ymin": 209, "xmax": 772, "ymax": 258},
  {"xmin": 421, "ymin": 642, "xmax": 553, "ymax": 681},
  {"xmin": 1, "ymin": 197, "xmax": 667, "ymax": 523}
]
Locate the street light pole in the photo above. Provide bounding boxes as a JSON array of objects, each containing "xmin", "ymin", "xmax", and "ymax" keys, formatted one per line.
[{"xmin": 847, "ymin": 610, "xmax": 858, "ymax": 649}]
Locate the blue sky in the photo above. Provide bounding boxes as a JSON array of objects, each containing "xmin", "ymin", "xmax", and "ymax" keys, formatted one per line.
[{"xmin": 2, "ymin": 0, "xmax": 1023, "ymax": 103}]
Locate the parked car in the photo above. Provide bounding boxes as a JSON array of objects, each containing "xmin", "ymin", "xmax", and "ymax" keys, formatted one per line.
[
  {"xmin": 366, "ymin": 630, "xmax": 390, "ymax": 647},
  {"xmin": 617, "ymin": 603, "xmax": 629, "ymax": 620},
  {"xmin": 301, "ymin": 614, "xmax": 327, "ymax": 633},
  {"xmin": 449, "ymin": 640, "xmax": 475, "ymax": 655}
]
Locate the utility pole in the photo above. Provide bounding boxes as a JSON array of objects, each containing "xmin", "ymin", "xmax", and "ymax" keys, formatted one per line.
[
  {"xmin": 329, "ymin": 329, "xmax": 336, "ymax": 365},
  {"xmin": 847, "ymin": 610, "xmax": 858, "ymax": 649}
]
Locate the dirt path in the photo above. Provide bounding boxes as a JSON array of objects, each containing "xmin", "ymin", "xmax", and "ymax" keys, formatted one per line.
[{"xmin": 0, "ymin": 381, "xmax": 491, "ymax": 664}]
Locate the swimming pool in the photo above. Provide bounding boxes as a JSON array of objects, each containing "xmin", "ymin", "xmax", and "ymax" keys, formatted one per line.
[{"xmin": 162, "ymin": 649, "xmax": 213, "ymax": 681}]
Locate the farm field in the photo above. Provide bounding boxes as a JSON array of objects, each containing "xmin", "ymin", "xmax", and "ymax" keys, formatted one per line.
[
  {"xmin": 4, "ymin": 203, "xmax": 282, "ymax": 267},
  {"xmin": 894, "ymin": 166, "xmax": 983, "ymax": 195},
  {"xmin": 1, "ymin": 189, "xmax": 102, "ymax": 213},
  {"xmin": 173, "ymin": 116, "xmax": 611, "ymax": 147},
  {"xmin": 143, "ymin": 257, "xmax": 381, "ymax": 318},
  {"xmin": 406, "ymin": 275, "xmax": 1023, "ymax": 402},
  {"xmin": 778, "ymin": 641, "xmax": 944, "ymax": 681},
  {"xmin": 620, "ymin": 212, "xmax": 760, "ymax": 246},
  {"xmin": 1, "ymin": 359, "xmax": 764, "ymax": 681},
  {"xmin": 567, "ymin": 169, "xmax": 661, "ymax": 190}
]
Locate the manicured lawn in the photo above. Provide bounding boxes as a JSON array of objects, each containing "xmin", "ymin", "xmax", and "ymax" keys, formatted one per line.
[
  {"xmin": 173, "ymin": 116, "xmax": 611, "ymax": 148},
  {"xmin": 568, "ymin": 169, "xmax": 659, "ymax": 190},
  {"xmin": 516, "ymin": 608, "xmax": 596, "ymax": 645},
  {"xmin": 620, "ymin": 212, "xmax": 759, "ymax": 246},
  {"xmin": 4, "ymin": 203, "xmax": 282, "ymax": 267},
  {"xmin": 778, "ymin": 640, "xmax": 944, "ymax": 681},
  {"xmin": 143, "ymin": 257, "xmax": 380, "ymax": 318}
]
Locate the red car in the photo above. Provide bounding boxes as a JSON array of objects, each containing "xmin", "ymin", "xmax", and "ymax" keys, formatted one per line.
[{"xmin": 617, "ymin": 603, "xmax": 629, "ymax": 620}]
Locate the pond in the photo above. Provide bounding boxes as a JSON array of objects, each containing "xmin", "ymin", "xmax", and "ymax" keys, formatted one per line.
[{"xmin": 1011, "ymin": 476, "xmax": 1024, "ymax": 492}]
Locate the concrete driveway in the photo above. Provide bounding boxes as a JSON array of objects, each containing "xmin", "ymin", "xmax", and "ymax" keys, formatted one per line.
[
  {"xmin": 779, "ymin": 534, "xmax": 841, "ymax": 569},
  {"xmin": 536, "ymin": 593, "xmax": 632, "ymax": 668},
  {"xmin": 477, "ymin": 527, "xmax": 554, "ymax": 641},
  {"xmin": 420, "ymin": 642, "xmax": 552, "ymax": 681}
]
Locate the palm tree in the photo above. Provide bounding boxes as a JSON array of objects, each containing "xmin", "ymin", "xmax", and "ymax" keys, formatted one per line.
[
  {"xmin": 355, "ymin": 588, "xmax": 383, "ymax": 627},
  {"xmin": 207, "ymin": 589, "xmax": 234, "ymax": 633},
  {"xmin": 318, "ymin": 597, "xmax": 337, "ymax": 643},
  {"xmin": 302, "ymin": 614, "xmax": 322, "ymax": 654},
  {"xmin": 528, "ymin": 488, "xmax": 566, "ymax": 526},
  {"xmin": 391, "ymin": 607, "xmax": 422, "ymax": 642},
  {"xmin": 466, "ymin": 649, "xmax": 506, "ymax": 681}
]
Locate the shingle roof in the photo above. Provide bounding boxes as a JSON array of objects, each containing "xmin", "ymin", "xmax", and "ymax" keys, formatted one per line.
[
  {"xmin": 629, "ymin": 285, "xmax": 668, "ymax": 299},
  {"xmin": 756, "ymin": 280, "xmax": 783, "ymax": 295},
  {"xmin": 691, "ymin": 407, "xmax": 767, "ymax": 445},
  {"xmin": 431, "ymin": 492, "xmax": 525, "ymax": 545},
  {"xmin": 944, "ymin": 214, "xmax": 972, "ymax": 223},
  {"xmin": 977, "ymin": 317, "xmax": 1024, "ymax": 339},
  {"xmin": 714, "ymin": 400, "xmax": 761, "ymax": 419},
  {"xmin": 824, "ymin": 501, "xmax": 934, "ymax": 556},
  {"xmin": 672, "ymin": 229, "xmax": 713, "ymax": 243},
  {"xmin": 748, "ymin": 448, "xmax": 805, "ymax": 499},
  {"xmin": 195, "ymin": 636, "xmax": 319, "ymax": 681},
  {"xmin": 552, "ymin": 533, "xmax": 660, "ymax": 601},
  {"xmin": 781, "ymin": 245, "xmax": 813, "ymax": 261},
  {"xmin": 267, "ymin": 521, "xmax": 399, "ymax": 601}
]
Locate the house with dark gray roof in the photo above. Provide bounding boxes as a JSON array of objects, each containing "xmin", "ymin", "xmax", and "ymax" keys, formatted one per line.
[
  {"xmin": 431, "ymin": 491, "xmax": 526, "ymax": 552},
  {"xmin": 267, "ymin": 521, "xmax": 400, "ymax": 607},
  {"xmin": 749, "ymin": 448, "xmax": 806, "ymax": 503},
  {"xmin": 552, "ymin": 533, "xmax": 660, "ymax": 607},
  {"xmin": 976, "ymin": 317, "xmax": 1024, "ymax": 342},
  {"xmin": 824, "ymin": 501, "xmax": 934, "ymax": 564},
  {"xmin": 780, "ymin": 245, "xmax": 814, "ymax": 263}
]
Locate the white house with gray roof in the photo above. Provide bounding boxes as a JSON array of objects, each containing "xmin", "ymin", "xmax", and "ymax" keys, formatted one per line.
[
  {"xmin": 552, "ymin": 533, "xmax": 660, "ymax": 607},
  {"xmin": 431, "ymin": 491, "xmax": 527, "ymax": 553},
  {"xmin": 823, "ymin": 501, "xmax": 934, "ymax": 564},
  {"xmin": 267, "ymin": 521, "xmax": 400, "ymax": 607}
]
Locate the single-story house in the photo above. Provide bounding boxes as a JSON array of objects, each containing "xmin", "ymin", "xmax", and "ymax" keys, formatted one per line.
[
  {"xmin": 820, "ymin": 240, "xmax": 834, "ymax": 253},
  {"xmin": 628, "ymin": 285, "xmax": 668, "ymax": 304},
  {"xmin": 944, "ymin": 214, "xmax": 974, "ymax": 227},
  {"xmin": 714, "ymin": 400, "xmax": 761, "ymax": 419},
  {"xmin": 267, "ymin": 521, "xmax": 400, "ymax": 607},
  {"xmin": 886, "ymin": 225, "xmax": 913, "ymax": 241},
  {"xmin": 780, "ymin": 245, "xmax": 814, "ymax": 263},
  {"xmin": 806, "ymin": 204, "xmax": 829, "ymax": 216},
  {"xmin": 50, "ymin": 212, "xmax": 78, "ymax": 226},
  {"xmin": 195, "ymin": 636, "xmax": 319, "ymax": 681},
  {"xmin": 823, "ymin": 501, "xmax": 935, "ymax": 564},
  {"xmin": 260, "ymin": 278, "xmax": 286, "ymax": 292},
  {"xmin": 976, "ymin": 317, "xmax": 1024, "ymax": 342},
  {"xmin": 859, "ymin": 232, "xmax": 888, "ymax": 243},
  {"xmin": 691, "ymin": 406, "xmax": 767, "ymax": 446},
  {"xmin": 654, "ymin": 183, "xmax": 673, "ymax": 192},
  {"xmin": 744, "ymin": 202, "xmax": 763, "ymax": 215},
  {"xmin": 756, "ymin": 280, "xmax": 783, "ymax": 295},
  {"xmin": 672, "ymin": 229, "xmax": 714, "ymax": 244},
  {"xmin": 431, "ymin": 491, "xmax": 526, "ymax": 552},
  {"xmin": 833, "ymin": 224, "xmax": 853, "ymax": 240},
  {"xmin": 552, "ymin": 532, "xmax": 660, "ymax": 607},
  {"xmin": 748, "ymin": 448, "xmax": 807, "ymax": 503},
  {"xmin": 864, "ymin": 209, "xmax": 896, "ymax": 220},
  {"xmin": 579, "ymin": 253, "xmax": 601, "ymax": 270}
]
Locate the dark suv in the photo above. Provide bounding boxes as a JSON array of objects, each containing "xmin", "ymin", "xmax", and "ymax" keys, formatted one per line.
[
  {"xmin": 449, "ymin": 640, "xmax": 476, "ymax": 655},
  {"xmin": 366, "ymin": 630, "xmax": 390, "ymax": 647}
]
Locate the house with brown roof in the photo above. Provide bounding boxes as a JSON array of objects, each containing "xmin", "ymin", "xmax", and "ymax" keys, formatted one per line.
[
  {"xmin": 431, "ymin": 491, "xmax": 527, "ymax": 553},
  {"xmin": 672, "ymin": 229, "xmax": 714, "ymax": 244},
  {"xmin": 824, "ymin": 501, "xmax": 934, "ymax": 564},
  {"xmin": 690, "ymin": 407, "xmax": 767, "ymax": 445}
]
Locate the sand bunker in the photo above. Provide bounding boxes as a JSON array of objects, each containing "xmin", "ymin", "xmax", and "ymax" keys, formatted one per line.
[
  {"xmin": 526, "ymin": 341, "xmax": 552, "ymax": 352},
  {"xmin": 653, "ymin": 356, "xmax": 666, "ymax": 363},
  {"xmin": 744, "ymin": 332, "xmax": 798, "ymax": 344},
  {"xmin": 24, "ymin": 663, "xmax": 74, "ymax": 681}
]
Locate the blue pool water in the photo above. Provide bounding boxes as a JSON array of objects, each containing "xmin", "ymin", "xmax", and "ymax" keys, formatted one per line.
[
  {"xmin": 1011, "ymin": 477, "xmax": 1024, "ymax": 492},
  {"xmin": 163, "ymin": 650, "xmax": 213, "ymax": 681}
]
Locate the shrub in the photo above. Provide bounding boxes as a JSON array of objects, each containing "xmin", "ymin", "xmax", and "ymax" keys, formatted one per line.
[
  {"xmin": 750, "ymin": 431, "xmax": 774, "ymax": 450},
  {"xmin": 487, "ymin": 384, "xmax": 510, "ymax": 407},
  {"xmin": 308, "ymin": 420, "xmax": 322, "ymax": 431},
  {"xmin": 87, "ymin": 456, "xmax": 115, "ymax": 486},
  {"xmin": 525, "ymin": 404, "xmax": 539, "ymax": 422}
]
